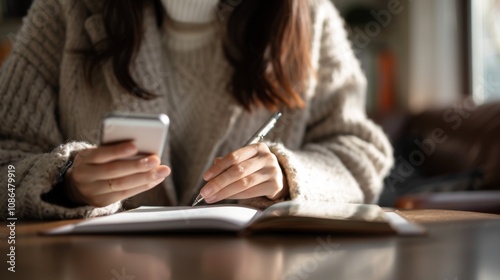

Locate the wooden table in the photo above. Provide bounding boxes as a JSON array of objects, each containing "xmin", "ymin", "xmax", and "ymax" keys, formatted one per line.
[{"xmin": 1, "ymin": 209, "xmax": 499, "ymax": 280}]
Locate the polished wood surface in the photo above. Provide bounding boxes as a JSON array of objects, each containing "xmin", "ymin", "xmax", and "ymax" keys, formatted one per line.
[{"xmin": 1, "ymin": 210, "xmax": 499, "ymax": 280}]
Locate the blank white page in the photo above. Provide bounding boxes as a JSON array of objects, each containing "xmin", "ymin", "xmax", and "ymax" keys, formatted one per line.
[{"xmin": 47, "ymin": 206, "xmax": 259, "ymax": 235}]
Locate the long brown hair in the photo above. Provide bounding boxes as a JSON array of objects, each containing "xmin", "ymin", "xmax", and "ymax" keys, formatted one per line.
[{"xmin": 87, "ymin": 0, "xmax": 311, "ymax": 111}]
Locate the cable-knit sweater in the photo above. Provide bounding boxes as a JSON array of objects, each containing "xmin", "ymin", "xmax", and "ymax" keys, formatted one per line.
[{"xmin": 0, "ymin": 0, "xmax": 394, "ymax": 220}]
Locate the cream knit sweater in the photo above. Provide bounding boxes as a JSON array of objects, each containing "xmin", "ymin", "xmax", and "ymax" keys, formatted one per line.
[{"xmin": 0, "ymin": 0, "xmax": 393, "ymax": 220}]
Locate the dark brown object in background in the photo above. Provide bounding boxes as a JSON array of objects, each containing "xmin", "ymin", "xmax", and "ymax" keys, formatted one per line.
[
  {"xmin": 406, "ymin": 100, "xmax": 500, "ymax": 190},
  {"xmin": 0, "ymin": 41, "xmax": 11, "ymax": 66},
  {"xmin": 2, "ymin": 0, "xmax": 33, "ymax": 18},
  {"xmin": 384, "ymin": 100, "xmax": 500, "ymax": 214}
]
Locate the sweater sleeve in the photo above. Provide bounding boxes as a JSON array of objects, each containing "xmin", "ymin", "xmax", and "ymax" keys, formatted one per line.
[
  {"xmin": 281, "ymin": 0, "xmax": 393, "ymax": 204},
  {"xmin": 0, "ymin": 0, "xmax": 121, "ymax": 220},
  {"xmin": 243, "ymin": 0, "xmax": 393, "ymax": 208}
]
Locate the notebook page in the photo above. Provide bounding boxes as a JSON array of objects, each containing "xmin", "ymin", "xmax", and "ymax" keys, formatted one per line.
[{"xmin": 47, "ymin": 206, "xmax": 259, "ymax": 234}]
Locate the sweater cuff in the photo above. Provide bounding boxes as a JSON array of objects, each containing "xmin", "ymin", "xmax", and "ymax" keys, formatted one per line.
[
  {"xmin": 267, "ymin": 142, "xmax": 301, "ymax": 201},
  {"xmin": 20, "ymin": 141, "xmax": 122, "ymax": 219}
]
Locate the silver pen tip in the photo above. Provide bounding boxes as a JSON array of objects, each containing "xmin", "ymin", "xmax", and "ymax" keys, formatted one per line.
[{"xmin": 192, "ymin": 195, "xmax": 204, "ymax": 207}]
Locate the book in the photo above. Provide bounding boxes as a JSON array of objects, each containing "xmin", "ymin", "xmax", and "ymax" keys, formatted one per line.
[{"xmin": 45, "ymin": 201, "xmax": 425, "ymax": 236}]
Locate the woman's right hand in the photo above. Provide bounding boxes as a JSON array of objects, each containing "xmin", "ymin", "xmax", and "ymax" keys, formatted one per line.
[{"xmin": 64, "ymin": 142, "xmax": 171, "ymax": 207}]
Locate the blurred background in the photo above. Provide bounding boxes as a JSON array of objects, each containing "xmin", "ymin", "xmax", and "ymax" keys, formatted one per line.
[
  {"xmin": 1, "ymin": 0, "xmax": 498, "ymax": 112},
  {"xmin": 1, "ymin": 0, "xmax": 499, "ymax": 211},
  {"xmin": 333, "ymin": 0, "xmax": 500, "ymax": 211},
  {"xmin": 335, "ymin": 0, "xmax": 499, "ymax": 114}
]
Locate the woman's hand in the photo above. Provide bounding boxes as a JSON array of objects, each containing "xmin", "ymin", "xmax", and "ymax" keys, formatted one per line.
[
  {"xmin": 201, "ymin": 143, "xmax": 288, "ymax": 203},
  {"xmin": 64, "ymin": 142, "xmax": 171, "ymax": 207}
]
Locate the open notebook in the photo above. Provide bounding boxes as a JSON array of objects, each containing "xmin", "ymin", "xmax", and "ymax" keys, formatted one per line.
[{"xmin": 45, "ymin": 201, "xmax": 425, "ymax": 236}]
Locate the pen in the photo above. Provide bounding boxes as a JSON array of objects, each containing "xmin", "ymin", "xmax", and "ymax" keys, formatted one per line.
[{"xmin": 192, "ymin": 112, "xmax": 283, "ymax": 207}]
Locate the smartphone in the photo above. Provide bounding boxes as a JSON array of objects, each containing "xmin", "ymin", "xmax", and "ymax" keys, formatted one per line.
[{"xmin": 100, "ymin": 112, "xmax": 169, "ymax": 157}]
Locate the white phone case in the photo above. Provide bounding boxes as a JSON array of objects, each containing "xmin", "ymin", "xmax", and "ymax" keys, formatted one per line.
[{"xmin": 100, "ymin": 112, "xmax": 169, "ymax": 156}]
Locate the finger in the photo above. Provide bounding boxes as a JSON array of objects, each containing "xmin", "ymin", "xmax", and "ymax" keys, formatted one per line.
[
  {"xmin": 105, "ymin": 166, "xmax": 170, "ymax": 194},
  {"xmin": 200, "ymin": 157, "xmax": 266, "ymax": 200},
  {"xmin": 78, "ymin": 142, "xmax": 138, "ymax": 164},
  {"xmin": 204, "ymin": 173, "xmax": 268, "ymax": 204},
  {"xmin": 88, "ymin": 178, "xmax": 165, "ymax": 208},
  {"xmin": 94, "ymin": 166, "xmax": 170, "ymax": 196},
  {"xmin": 203, "ymin": 143, "xmax": 269, "ymax": 181},
  {"xmin": 226, "ymin": 181, "xmax": 278, "ymax": 200},
  {"xmin": 78, "ymin": 155, "xmax": 161, "ymax": 181}
]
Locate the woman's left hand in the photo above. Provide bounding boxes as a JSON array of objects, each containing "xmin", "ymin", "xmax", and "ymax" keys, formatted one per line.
[{"xmin": 201, "ymin": 143, "xmax": 288, "ymax": 203}]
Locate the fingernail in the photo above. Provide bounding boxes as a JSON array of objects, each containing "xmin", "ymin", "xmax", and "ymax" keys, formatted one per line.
[
  {"xmin": 203, "ymin": 172, "xmax": 212, "ymax": 181},
  {"xmin": 155, "ymin": 169, "xmax": 170, "ymax": 179},
  {"xmin": 154, "ymin": 178, "xmax": 165, "ymax": 185},
  {"xmin": 204, "ymin": 194, "xmax": 217, "ymax": 203},
  {"xmin": 201, "ymin": 185, "xmax": 213, "ymax": 197},
  {"xmin": 143, "ymin": 157, "xmax": 159, "ymax": 168}
]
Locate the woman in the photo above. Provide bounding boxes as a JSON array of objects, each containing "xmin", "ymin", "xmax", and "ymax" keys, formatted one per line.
[{"xmin": 0, "ymin": 0, "xmax": 393, "ymax": 219}]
